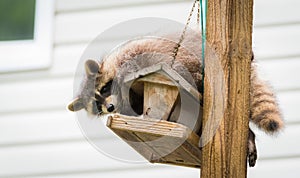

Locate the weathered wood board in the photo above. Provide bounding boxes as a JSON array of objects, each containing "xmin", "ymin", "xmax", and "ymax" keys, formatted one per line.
[{"xmin": 107, "ymin": 115, "xmax": 202, "ymax": 168}]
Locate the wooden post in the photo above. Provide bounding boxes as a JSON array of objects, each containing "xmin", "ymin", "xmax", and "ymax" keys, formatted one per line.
[{"xmin": 200, "ymin": 0, "xmax": 253, "ymax": 178}]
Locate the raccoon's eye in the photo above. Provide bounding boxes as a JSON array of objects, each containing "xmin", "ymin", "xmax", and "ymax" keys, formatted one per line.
[{"xmin": 100, "ymin": 80, "xmax": 113, "ymax": 96}]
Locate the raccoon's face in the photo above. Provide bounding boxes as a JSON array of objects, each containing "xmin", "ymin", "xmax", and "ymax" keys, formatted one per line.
[{"xmin": 67, "ymin": 59, "xmax": 118, "ymax": 116}]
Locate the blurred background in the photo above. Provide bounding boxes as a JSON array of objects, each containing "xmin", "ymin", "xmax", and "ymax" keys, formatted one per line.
[{"xmin": 0, "ymin": 0, "xmax": 299, "ymax": 177}]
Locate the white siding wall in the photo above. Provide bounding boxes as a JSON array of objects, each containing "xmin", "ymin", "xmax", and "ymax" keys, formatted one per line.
[{"xmin": 0, "ymin": 0, "xmax": 299, "ymax": 177}]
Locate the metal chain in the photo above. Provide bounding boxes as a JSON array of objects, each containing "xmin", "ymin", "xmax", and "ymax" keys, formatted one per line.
[
  {"xmin": 197, "ymin": 0, "xmax": 200, "ymax": 28},
  {"xmin": 171, "ymin": 0, "xmax": 200, "ymax": 66}
]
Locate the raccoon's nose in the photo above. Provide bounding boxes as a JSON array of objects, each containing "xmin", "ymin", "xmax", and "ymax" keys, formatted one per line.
[{"xmin": 107, "ymin": 104, "xmax": 115, "ymax": 113}]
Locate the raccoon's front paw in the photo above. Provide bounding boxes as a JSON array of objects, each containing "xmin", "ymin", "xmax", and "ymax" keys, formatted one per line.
[{"xmin": 247, "ymin": 137, "xmax": 257, "ymax": 167}]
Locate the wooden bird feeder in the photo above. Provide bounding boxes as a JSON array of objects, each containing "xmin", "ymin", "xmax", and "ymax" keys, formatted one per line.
[
  {"xmin": 106, "ymin": 0, "xmax": 253, "ymax": 176},
  {"xmin": 106, "ymin": 64, "xmax": 203, "ymax": 168}
]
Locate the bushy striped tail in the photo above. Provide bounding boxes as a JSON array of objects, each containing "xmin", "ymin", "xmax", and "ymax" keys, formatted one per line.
[{"xmin": 250, "ymin": 65, "xmax": 284, "ymax": 134}]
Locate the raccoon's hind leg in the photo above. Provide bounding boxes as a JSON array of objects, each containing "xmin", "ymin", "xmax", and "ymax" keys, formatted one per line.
[
  {"xmin": 250, "ymin": 66, "xmax": 284, "ymax": 134},
  {"xmin": 248, "ymin": 128, "xmax": 257, "ymax": 167}
]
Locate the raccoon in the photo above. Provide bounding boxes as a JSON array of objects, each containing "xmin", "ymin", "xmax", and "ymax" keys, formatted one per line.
[{"xmin": 67, "ymin": 32, "xmax": 284, "ymax": 167}]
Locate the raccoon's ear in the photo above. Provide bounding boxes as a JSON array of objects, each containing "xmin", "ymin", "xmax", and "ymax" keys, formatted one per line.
[
  {"xmin": 85, "ymin": 59, "xmax": 99, "ymax": 76},
  {"xmin": 68, "ymin": 98, "xmax": 84, "ymax": 112}
]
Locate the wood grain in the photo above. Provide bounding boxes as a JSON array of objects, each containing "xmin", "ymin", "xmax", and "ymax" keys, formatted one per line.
[
  {"xmin": 107, "ymin": 115, "xmax": 202, "ymax": 168},
  {"xmin": 144, "ymin": 82, "xmax": 179, "ymax": 120},
  {"xmin": 200, "ymin": 0, "xmax": 253, "ymax": 177}
]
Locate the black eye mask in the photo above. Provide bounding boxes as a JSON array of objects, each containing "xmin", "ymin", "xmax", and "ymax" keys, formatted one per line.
[{"xmin": 100, "ymin": 80, "xmax": 113, "ymax": 97}]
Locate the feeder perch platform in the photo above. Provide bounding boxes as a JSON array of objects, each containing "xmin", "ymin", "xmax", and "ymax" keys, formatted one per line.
[{"xmin": 107, "ymin": 115, "xmax": 201, "ymax": 168}]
